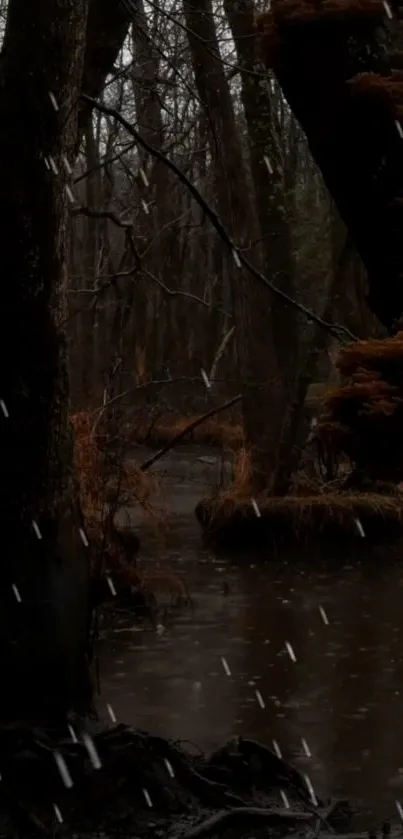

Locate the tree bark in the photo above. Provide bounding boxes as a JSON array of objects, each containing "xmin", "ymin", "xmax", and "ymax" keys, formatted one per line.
[
  {"xmin": 223, "ymin": 0, "xmax": 299, "ymax": 377},
  {"xmin": 79, "ymin": 0, "xmax": 132, "ymax": 140},
  {"xmin": 183, "ymin": 0, "xmax": 285, "ymax": 493},
  {"xmin": 0, "ymin": 0, "xmax": 92, "ymax": 722},
  {"xmin": 257, "ymin": 5, "xmax": 403, "ymax": 330}
]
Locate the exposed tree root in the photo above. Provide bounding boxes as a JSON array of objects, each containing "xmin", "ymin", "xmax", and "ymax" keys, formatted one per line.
[{"xmin": 0, "ymin": 721, "xmax": 357, "ymax": 839}]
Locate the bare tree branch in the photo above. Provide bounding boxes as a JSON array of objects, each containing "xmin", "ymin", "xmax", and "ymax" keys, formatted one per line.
[
  {"xmin": 70, "ymin": 205, "xmax": 132, "ymax": 228},
  {"xmin": 81, "ymin": 94, "xmax": 357, "ymax": 343},
  {"xmin": 140, "ymin": 394, "xmax": 242, "ymax": 471}
]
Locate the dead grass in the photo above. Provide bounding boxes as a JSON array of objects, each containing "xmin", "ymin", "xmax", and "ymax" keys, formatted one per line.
[
  {"xmin": 72, "ymin": 411, "xmax": 162, "ymax": 525},
  {"xmin": 71, "ymin": 411, "xmax": 165, "ymax": 581},
  {"xmin": 198, "ymin": 443, "xmax": 403, "ymax": 544},
  {"xmin": 130, "ymin": 412, "xmax": 244, "ymax": 450},
  {"xmin": 197, "ymin": 489, "xmax": 403, "ymax": 546}
]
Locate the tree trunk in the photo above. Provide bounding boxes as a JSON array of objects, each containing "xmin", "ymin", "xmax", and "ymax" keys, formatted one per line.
[
  {"xmin": 257, "ymin": 5, "xmax": 403, "ymax": 330},
  {"xmin": 183, "ymin": 0, "xmax": 286, "ymax": 492},
  {"xmin": 223, "ymin": 0, "xmax": 299, "ymax": 377},
  {"xmin": 0, "ymin": 0, "xmax": 92, "ymax": 722},
  {"xmin": 79, "ymin": 0, "xmax": 131, "ymax": 140}
]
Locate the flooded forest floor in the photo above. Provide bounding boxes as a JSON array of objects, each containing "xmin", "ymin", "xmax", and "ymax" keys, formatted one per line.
[
  {"xmin": 5, "ymin": 444, "xmax": 403, "ymax": 838},
  {"xmin": 96, "ymin": 445, "xmax": 403, "ymax": 826}
]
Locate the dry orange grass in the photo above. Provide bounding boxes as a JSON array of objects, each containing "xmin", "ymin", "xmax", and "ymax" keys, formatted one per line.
[
  {"xmin": 131, "ymin": 412, "xmax": 244, "ymax": 450},
  {"xmin": 71, "ymin": 411, "xmax": 164, "ymax": 576},
  {"xmin": 200, "ymin": 490, "xmax": 403, "ymax": 545},
  {"xmin": 71, "ymin": 412, "xmax": 192, "ymax": 609}
]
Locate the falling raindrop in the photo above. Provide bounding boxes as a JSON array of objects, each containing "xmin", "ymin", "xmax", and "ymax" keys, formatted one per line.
[
  {"xmin": 304, "ymin": 773, "xmax": 318, "ymax": 806},
  {"xmin": 221, "ymin": 656, "xmax": 231, "ymax": 676},
  {"xmin": 82, "ymin": 732, "xmax": 102, "ymax": 770},
  {"xmin": 200, "ymin": 368, "xmax": 211, "ymax": 390},
  {"xmin": 106, "ymin": 574, "xmax": 117, "ymax": 596},
  {"xmin": 232, "ymin": 249, "xmax": 241, "ymax": 268},
  {"xmin": 354, "ymin": 517, "xmax": 365, "ymax": 538},
  {"xmin": 48, "ymin": 91, "xmax": 59, "ymax": 111},
  {"xmin": 54, "ymin": 751, "xmax": 73, "ymax": 788},
  {"xmin": 12, "ymin": 584, "xmax": 22, "ymax": 603},
  {"xmin": 68, "ymin": 724, "xmax": 77, "ymax": 743},
  {"xmin": 53, "ymin": 803, "xmax": 63, "ymax": 823},
  {"xmin": 139, "ymin": 168, "xmax": 149, "ymax": 187},
  {"xmin": 65, "ymin": 185, "xmax": 75, "ymax": 204},
  {"xmin": 264, "ymin": 154, "xmax": 273, "ymax": 175},
  {"xmin": 285, "ymin": 641, "xmax": 297, "ymax": 662},
  {"xmin": 164, "ymin": 758, "xmax": 175, "ymax": 778},
  {"xmin": 48, "ymin": 156, "xmax": 59, "ymax": 175},
  {"xmin": 255, "ymin": 689, "xmax": 265, "ymax": 709},
  {"xmin": 143, "ymin": 788, "xmax": 152, "ymax": 807},
  {"xmin": 79, "ymin": 527, "xmax": 89, "ymax": 547},
  {"xmin": 32, "ymin": 520, "xmax": 42, "ymax": 540},
  {"xmin": 106, "ymin": 703, "xmax": 117, "ymax": 723},
  {"xmin": 319, "ymin": 605, "xmax": 329, "ymax": 625},
  {"xmin": 251, "ymin": 498, "xmax": 261, "ymax": 518},
  {"xmin": 280, "ymin": 789, "xmax": 290, "ymax": 808},
  {"xmin": 62, "ymin": 154, "xmax": 73, "ymax": 175}
]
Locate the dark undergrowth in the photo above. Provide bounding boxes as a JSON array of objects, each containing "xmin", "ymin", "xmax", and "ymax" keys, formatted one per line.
[{"xmin": 0, "ymin": 721, "xmax": 362, "ymax": 839}]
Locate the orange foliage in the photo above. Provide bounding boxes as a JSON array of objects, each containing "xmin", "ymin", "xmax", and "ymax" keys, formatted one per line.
[
  {"xmin": 348, "ymin": 73, "xmax": 403, "ymax": 112},
  {"xmin": 318, "ymin": 333, "xmax": 403, "ymax": 480},
  {"xmin": 71, "ymin": 411, "xmax": 162, "ymax": 583}
]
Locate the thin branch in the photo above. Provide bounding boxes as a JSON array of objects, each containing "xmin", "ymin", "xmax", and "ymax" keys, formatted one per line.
[
  {"xmin": 209, "ymin": 326, "xmax": 236, "ymax": 383},
  {"xmin": 89, "ymin": 376, "xmax": 244, "ymax": 419},
  {"xmin": 81, "ymin": 95, "xmax": 357, "ymax": 344},
  {"xmin": 140, "ymin": 394, "xmax": 242, "ymax": 471},
  {"xmin": 70, "ymin": 205, "xmax": 132, "ymax": 228},
  {"xmin": 119, "ymin": 0, "xmax": 269, "ymax": 80},
  {"xmin": 142, "ymin": 267, "xmax": 232, "ymax": 317},
  {"xmin": 73, "ymin": 141, "xmax": 137, "ymax": 185}
]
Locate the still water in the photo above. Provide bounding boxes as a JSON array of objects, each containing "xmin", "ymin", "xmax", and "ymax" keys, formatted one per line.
[{"xmin": 98, "ymin": 446, "xmax": 403, "ymax": 821}]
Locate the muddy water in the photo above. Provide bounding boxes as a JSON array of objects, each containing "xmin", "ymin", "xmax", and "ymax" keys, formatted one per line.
[{"xmin": 98, "ymin": 446, "xmax": 403, "ymax": 820}]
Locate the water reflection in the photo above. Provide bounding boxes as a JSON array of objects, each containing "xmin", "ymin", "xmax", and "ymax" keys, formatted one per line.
[{"xmin": 98, "ymin": 448, "xmax": 403, "ymax": 821}]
